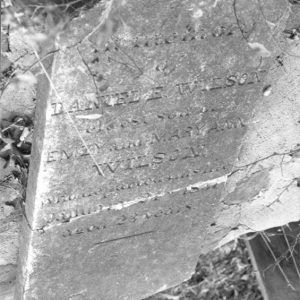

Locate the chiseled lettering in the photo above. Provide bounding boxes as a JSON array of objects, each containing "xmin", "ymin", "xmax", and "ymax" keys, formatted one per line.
[
  {"xmin": 169, "ymin": 128, "xmax": 180, "ymax": 140},
  {"xmin": 110, "ymin": 92, "xmax": 127, "ymax": 106},
  {"xmin": 48, "ymin": 69, "xmax": 268, "ymax": 117},
  {"xmin": 174, "ymin": 70, "xmax": 267, "ymax": 95},
  {"xmin": 190, "ymin": 146, "xmax": 200, "ymax": 158},
  {"xmin": 124, "ymin": 157, "xmax": 136, "ymax": 170},
  {"xmin": 61, "ymin": 150, "xmax": 72, "ymax": 160},
  {"xmin": 47, "ymin": 151, "xmax": 59, "ymax": 162},
  {"xmin": 152, "ymin": 152, "xmax": 166, "ymax": 164},
  {"xmin": 146, "ymin": 86, "xmax": 164, "ymax": 101},
  {"xmin": 68, "ymin": 99, "xmax": 80, "ymax": 112},
  {"xmin": 135, "ymin": 155, "xmax": 150, "ymax": 168},
  {"xmin": 99, "ymin": 94, "xmax": 112, "ymax": 107},
  {"xmin": 210, "ymin": 77, "xmax": 223, "ymax": 90},
  {"xmin": 183, "ymin": 126, "xmax": 193, "ymax": 138},
  {"xmin": 169, "ymin": 148, "xmax": 180, "ymax": 161},
  {"xmin": 247, "ymin": 70, "xmax": 266, "ymax": 84},
  {"xmin": 238, "ymin": 73, "xmax": 248, "ymax": 85},
  {"xmin": 128, "ymin": 90, "xmax": 140, "ymax": 103},
  {"xmin": 85, "ymin": 93, "xmax": 99, "ymax": 109},
  {"xmin": 104, "ymin": 160, "xmax": 121, "ymax": 173},
  {"xmin": 118, "ymin": 91, "xmax": 129, "ymax": 105},
  {"xmin": 102, "ymin": 90, "xmax": 141, "ymax": 107},
  {"xmin": 85, "ymin": 100, "xmax": 100, "ymax": 111},
  {"xmin": 176, "ymin": 81, "xmax": 196, "ymax": 95},
  {"xmin": 151, "ymin": 132, "xmax": 167, "ymax": 143},
  {"xmin": 225, "ymin": 75, "xmax": 237, "ymax": 87},
  {"xmin": 77, "ymin": 145, "xmax": 89, "ymax": 157},
  {"xmin": 181, "ymin": 146, "xmax": 199, "ymax": 160},
  {"xmin": 51, "ymin": 102, "xmax": 63, "ymax": 115},
  {"xmin": 93, "ymin": 164, "xmax": 104, "ymax": 176}
]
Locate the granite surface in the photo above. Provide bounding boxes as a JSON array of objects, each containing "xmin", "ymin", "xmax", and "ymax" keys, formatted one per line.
[{"xmin": 15, "ymin": 0, "xmax": 300, "ymax": 299}]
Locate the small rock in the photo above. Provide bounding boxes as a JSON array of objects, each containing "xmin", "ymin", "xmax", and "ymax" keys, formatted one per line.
[{"xmin": 263, "ymin": 85, "xmax": 272, "ymax": 96}]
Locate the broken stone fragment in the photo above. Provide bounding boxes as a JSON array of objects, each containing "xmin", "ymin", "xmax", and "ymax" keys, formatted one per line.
[{"xmin": 14, "ymin": 0, "xmax": 300, "ymax": 299}]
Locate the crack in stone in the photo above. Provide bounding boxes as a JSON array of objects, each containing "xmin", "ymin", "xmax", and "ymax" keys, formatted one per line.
[
  {"xmin": 230, "ymin": 146, "xmax": 300, "ymax": 176},
  {"xmin": 29, "ymin": 146, "xmax": 300, "ymax": 234},
  {"xmin": 38, "ymin": 173, "xmax": 230, "ymax": 232}
]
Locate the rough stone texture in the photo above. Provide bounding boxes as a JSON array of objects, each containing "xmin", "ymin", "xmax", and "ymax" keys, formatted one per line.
[
  {"xmin": 214, "ymin": 2, "xmax": 300, "ymax": 245},
  {"xmin": 0, "ymin": 264, "xmax": 15, "ymax": 300},
  {"xmin": 15, "ymin": 0, "xmax": 300, "ymax": 299}
]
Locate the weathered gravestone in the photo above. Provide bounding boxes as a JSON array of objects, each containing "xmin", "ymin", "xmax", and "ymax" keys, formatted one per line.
[{"xmin": 15, "ymin": 0, "xmax": 300, "ymax": 299}]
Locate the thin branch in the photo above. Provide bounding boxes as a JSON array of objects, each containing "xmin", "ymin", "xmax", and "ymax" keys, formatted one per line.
[
  {"xmin": 0, "ymin": 49, "xmax": 60, "ymax": 97},
  {"xmin": 76, "ymin": 48, "xmax": 98, "ymax": 90},
  {"xmin": 239, "ymin": 232, "xmax": 260, "ymax": 241},
  {"xmin": 260, "ymin": 232, "xmax": 296, "ymax": 290},
  {"xmin": 23, "ymin": 48, "xmax": 60, "ymax": 73},
  {"xmin": 76, "ymin": 46, "xmax": 104, "ymax": 114},
  {"xmin": 262, "ymin": 231, "xmax": 300, "ymax": 273},
  {"xmin": 27, "ymin": 0, "xmax": 85, "ymax": 9},
  {"xmin": 257, "ymin": 0, "xmax": 300, "ymax": 59},
  {"xmin": 233, "ymin": 0, "xmax": 248, "ymax": 41},
  {"xmin": 80, "ymin": 0, "xmax": 114, "ymax": 44},
  {"xmin": 266, "ymin": 179, "xmax": 296, "ymax": 207},
  {"xmin": 282, "ymin": 226, "xmax": 300, "ymax": 280},
  {"xmin": 232, "ymin": 147, "xmax": 300, "ymax": 172},
  {"xmin": 280, "ymin": 154, "xmax": 285, "ymax": 176}
]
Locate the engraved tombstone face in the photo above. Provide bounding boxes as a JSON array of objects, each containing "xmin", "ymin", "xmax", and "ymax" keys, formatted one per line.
[{"xmin": 16, "ymin": 0, "xmax": 289, "ymax": 299}]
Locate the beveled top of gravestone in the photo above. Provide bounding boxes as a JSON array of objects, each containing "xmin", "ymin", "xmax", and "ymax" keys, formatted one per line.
[{"xmin": 16, "ymin": 0, "xmax": 284, "ymax": 299}]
